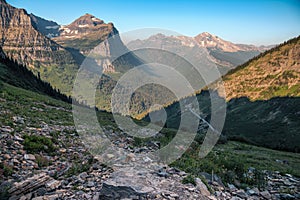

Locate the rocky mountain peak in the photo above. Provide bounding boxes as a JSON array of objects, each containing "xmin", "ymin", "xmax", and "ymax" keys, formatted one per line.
[
  {"xmin": 68, "ymin": 13, "xmax": 104, "ymax": 27},
  {"xmin": 57, "ymin": 13, "xmax": 116, "ymax": 39},
  {"xmin": 194, "ymin": 32, "xmax": 267, "ymax": 52},
  {"xmin": 194, "ymin": 32, "xmax": 239, "ymax": 52}
]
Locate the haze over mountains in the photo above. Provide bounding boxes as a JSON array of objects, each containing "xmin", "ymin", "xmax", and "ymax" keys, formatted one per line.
[
  {"xmin": 1, "ymin": 0, "xmax": 300, "ymax": 199},
  {"xmin": 147, "ymin": 35, "xmax": 300, "ymax": 152},
  {"xmin": 0, "ymin": 0, "xmax": 277, "ymax": 116}
]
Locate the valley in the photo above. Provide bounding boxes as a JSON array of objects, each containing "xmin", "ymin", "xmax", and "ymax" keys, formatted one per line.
[{"xmin": 0, "ymin": 0, "xmax": 300, "ymax": 199}]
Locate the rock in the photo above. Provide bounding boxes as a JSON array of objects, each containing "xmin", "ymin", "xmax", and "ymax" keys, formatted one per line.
[
  {"xmin": 79, "ymin": 172, "xmax": 88, "ymax": 180},
  {"xmin": 19, "ymin": 196, "xmax": 27, "ymax": 200},
  {"xmin": 8, "ymin": 173, "xmax": 50, "ymax": 198},
  {"xmin": 236, "ymin": 189, "xmax": 248, "ymax": 199},
  {"xmin": 157, "ymin": 171, "xmax": 169, "ymax": 178},
  {"xmin": 142, "ymin": 156, "xmax": 153, "ymax": 163},
  {"xmin": 36, "ymin": 187, "xmax": 47, "ymax": 196},
  {"xmin": 100, "ymin": 182, "xmax": 147, "ymax": 199},
  {"xmin": 260, "ymin": 190, "xmax": 271, "ymax": 199},
  {"xmin": 169, "ymin": 193, "xmax": 179, "ymax": 198},
  {"xmin": 14, "ymin": 135, "xmax": 24, "ymax": 142},
  {"xmin": 125, "ymin": 153, "xmax": 136, "ymax": 162},
  {"xmin": 45, "ymin": 180, "xmax": 61, "ymax": 191},
  {"xmin": 87, "ymin": 181, "xmax": 95, "ymax": 188},
  {"xmin": 228, "ymin": 183, "xmax": 237, "ymax": 192},
  {"xmin": 0, "ymin": 126, "xmax": 14, "ymax": 133},
  {"xmin": 59, "ymin": 148, "xmax": 67, "ymax": 153},
  {"xmin": 195, "ymin": 178, "xmax": 210, "ymax": 196},
  {"xmin": 4, "ymin": 154, "xmax": 11, "ymax": 159},
  {"xmin": 106, "ymin": 154, "xmax": 115, "ymax": 159},
  {"xmin": 280, "ymin": 194, "xmax": 295, "ymax": 199},
  {"xmin": 230, "ymin": 197, "xmax": 243, "ymax": 200},
  {"xmin": 247, "ymin": 188, "xmax": 260, "ymax": 196},
  {"xmin": 24, "ymin": 154, "xmax": 36, "ymax": 161},
  {"xmin": 13, "ymin": 116, "xmax": 24, "ymax": 124}
]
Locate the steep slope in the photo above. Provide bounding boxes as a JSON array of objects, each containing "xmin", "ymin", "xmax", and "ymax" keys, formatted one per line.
[
  {"xmin": 221, "ymin": 35, "xmax": 300, "ymax": 100},
  {"xmin": 145, "ymin": 36, "xmax": 300, "ymax": 152},
  {"xmin": 30, "ymin": 13, "xmax": 60, "ymax": 38},
  {"xmin": 0, "ymin": 0, "xmax": 76, "ymax": 68},
  {"xmin": 53, "ymin": 14, "xmax": 140, "ymax": 73},
  {"xmin": 0, "ymin": 0, "xmax": 78, "ymax": 94},
  {"xmin": 53, "ymin": 14, "xmax": 117, "ymax": 54},
  {"xmin": 0, "ymin": 50, "xmax": 70, "ymax": 102}
]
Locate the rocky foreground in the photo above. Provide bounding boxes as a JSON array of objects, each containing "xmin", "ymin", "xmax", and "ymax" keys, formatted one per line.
[{"xmin": 1, "ymin": 115, "xmax": 300, "ymax": 200}]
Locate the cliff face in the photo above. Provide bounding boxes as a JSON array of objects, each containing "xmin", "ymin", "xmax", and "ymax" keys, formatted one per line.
[
  {"xmin": 53, "ymin": 14, "xmax": 127, "ymax": 73},
  {"xmin": 0, "ymin": 0, "xmax": 76, "ymax": 70},
  {"xmin": 0, "ymin": 0, "xmax": 79, "ymax": 94},
  {"xmin": 30, "ymin": 13, "xmax": 60, "ymax": 38}
]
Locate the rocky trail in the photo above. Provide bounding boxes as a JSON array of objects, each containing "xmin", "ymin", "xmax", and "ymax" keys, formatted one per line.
[{"xmin": 0, "ymin": 94, "xmax": 299, "ymax": 200}]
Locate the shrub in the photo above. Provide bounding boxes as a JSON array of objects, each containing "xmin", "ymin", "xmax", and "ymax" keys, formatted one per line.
[
  {"xmin": 182, "ymin": 174, "xmax": 196, "ymax": 186},
  {"xmin": 0, "ymin": 163, "xmax": 13, "ymax": 177},
  {"xmin": 35, "ymin": 154, "xmax": 50, "ymax": 168},
  {"xmin": 23, "ymin": 135, "xmax": 56, "ymax": 153}
]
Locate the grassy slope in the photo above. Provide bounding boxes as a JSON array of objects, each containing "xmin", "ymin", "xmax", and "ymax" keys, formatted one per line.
[
  {"xmin": 0, "ymin": 59, "xmax": 70, "ymax": 102},
  {"xmin": 1, "ymin": 82, "xmax": 299, "ymax": 189},
  {"xmin": 221, "ymin": 35, "xmax": 300, "ymax": 100}
]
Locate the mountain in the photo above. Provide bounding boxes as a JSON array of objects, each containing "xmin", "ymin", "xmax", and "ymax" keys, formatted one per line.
[
  {"xmin": 29, "ymin": 14, "xmax": 60, "ymax": 38},
  {"xmin": 219, "ymin": 35, "xmax": 300, "ymax": 100},
  {"xmin": 194, "ymin": 32, "xmax": 268, "ymax": 52},
  {"xmin": 0, "ymin": 49, "xmax": 71, "ymax": 102},
  {"xmin": 53, "ymin": 14, "xmax": 140, "ymax": 73},
  {"xmin": 0, "ymin": 0, "xmax": 76, "ymax": 68},
  {"xmin": 128, "ymin": 32, "xmax": 272, "ymax": 73},
  {"xmin": 145, "ymin": 36, "xmax": 300, "ymax": 152},
  {"xmin": 0, "ymin": 0, "xmax": 78, "ymax": 94},
  {"xmin": 53, "ymin": 14, "xmax": 117, "ymax": 54}
]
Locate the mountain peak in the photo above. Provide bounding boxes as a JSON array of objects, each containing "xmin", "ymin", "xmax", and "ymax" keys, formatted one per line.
[
  {"xmin": 69, "ymin": 13, "xmax": 104, "ymax": 27},
  {"xmin": 197, "ymin": 32, "xmax": 214, "ymax": 37}
]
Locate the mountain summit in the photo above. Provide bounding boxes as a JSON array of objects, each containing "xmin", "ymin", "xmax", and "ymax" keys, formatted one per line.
[
  {"xmin": 53, "ymin": 14, "xmax": 118, "ymax": 55},
  {"xmin": 194, "ymin": 32, "xmax": 265, "ymax": 52}
]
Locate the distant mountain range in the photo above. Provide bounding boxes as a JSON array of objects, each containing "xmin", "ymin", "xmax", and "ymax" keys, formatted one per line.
[
  {"xmin": 146, "ymin": 36, "xmax": 300, "ymax": 152},
  {"xmin": 1, "ymin": 0, "xmax": 294, "ymax": 118},
  {"xmin": 128, "ymin": 32, "xmax": 273, "ymax": 73}
]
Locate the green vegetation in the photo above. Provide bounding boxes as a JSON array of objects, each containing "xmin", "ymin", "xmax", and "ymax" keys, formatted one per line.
[
  {"xmin": 149, "ymin": 91, "xmax": 300, "ymax": 152},
  {"xmin": 0, "ymin": 56, "xmax": 71, "ymax": 103},
  {"xmin": 0, "ymin": 83, "xmax": 73, "ymax": 128},
  {"xmin": 35, "ymin": 154, "xmax": 50, "ymax": 168},
  {"xmin": 182, "ymin": 174, "xmax": 196, "ymax": 186},
  {"xmin": 23, "ymin": 135, "xmax": 57, "ymax": 154},
  {"xmin": 65, "ymin": 157, "xmax": 95, "ymax": 177},
  {"xmin": 171, "ymin": 141, "xmax": 300, "ymax": 188},
  {"xmin": 0, "ymin": 163, "xmax": 13, "ymax": 177}
]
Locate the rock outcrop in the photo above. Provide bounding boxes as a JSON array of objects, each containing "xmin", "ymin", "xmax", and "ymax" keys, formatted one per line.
[{"xmin": 0, "ymin": 0, "xmax": 76, "ymax": 69}]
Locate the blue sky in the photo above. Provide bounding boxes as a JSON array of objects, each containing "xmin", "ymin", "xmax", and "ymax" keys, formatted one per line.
[{"xmin": 7, "ymin": 0, "xmax": 300, "ymax": 45}]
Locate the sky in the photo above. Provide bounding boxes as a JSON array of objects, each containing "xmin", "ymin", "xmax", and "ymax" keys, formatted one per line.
[{"xmin": 7, "ymin": 0, "xmax": 300, "ymax": 45}]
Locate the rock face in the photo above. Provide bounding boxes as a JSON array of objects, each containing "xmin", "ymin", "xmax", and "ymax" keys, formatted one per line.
[
  {"xmin": 0, "ymin": 0, "xmax": 79, "ymax": 94},
  {"xmin": 0, "ymin": 0, "xmax": 76, "ymax": 69},
  {"xmin": 53, "ymin": 14, "xmax": 125, "ymax": 73},
  {"xmin": 29, "ymin": 14, "xmax": 60, "ymax": 38}
]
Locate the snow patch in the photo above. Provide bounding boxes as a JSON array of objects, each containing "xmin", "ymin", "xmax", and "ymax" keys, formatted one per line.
[
  {"xmin": 92, "ymin": 17, "xmax": 101, "ymax": 22},
  {"xmin": 45, "ymin": 25, "xmax": 60, "ymax": 29},
  {"xmin": 62, "ymin": 28, "xmax": 71, "ymax": 33},
  {"xmin": 78, "ymin": 24, "xmax": 89, "ymax": 28}
]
